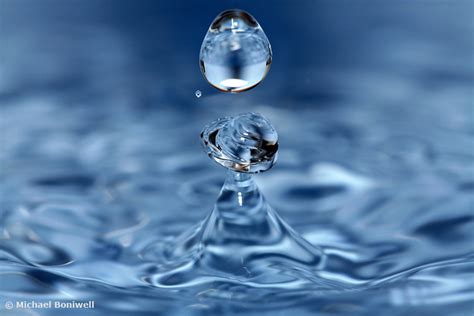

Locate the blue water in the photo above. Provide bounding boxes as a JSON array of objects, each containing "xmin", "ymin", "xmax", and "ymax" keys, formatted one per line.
[{"xmin": 1, "ymin": 1, "xmax": 474, "ymax": 315}]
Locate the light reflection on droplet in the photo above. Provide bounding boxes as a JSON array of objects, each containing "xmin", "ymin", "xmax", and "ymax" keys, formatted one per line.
[{"xmin": 220, "ymin": 78, "xmax": 248, "ymax": 89}]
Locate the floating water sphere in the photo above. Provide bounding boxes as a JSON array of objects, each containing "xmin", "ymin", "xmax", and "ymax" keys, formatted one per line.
[{"xmin": 199, "ymin": 9, "xmax": 272, "ymax": 92}]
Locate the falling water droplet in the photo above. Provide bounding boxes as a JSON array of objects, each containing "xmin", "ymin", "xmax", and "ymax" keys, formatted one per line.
[
  {"xmin": 195, "ymin": 90, "xmax": 202, "ymax": 98},
  {"xmin": 199, "ymin": 9, "xmax": 272, "ymax": 93}
]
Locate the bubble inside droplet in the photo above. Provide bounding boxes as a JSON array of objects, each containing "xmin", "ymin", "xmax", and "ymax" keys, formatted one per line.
[
  {"xmin": 199, "ymin": 9, "xmax": 272, "ymax": 93},
  {"xmin": 195, "ymin": 90, "xmax": 202, "ymax": 98}
]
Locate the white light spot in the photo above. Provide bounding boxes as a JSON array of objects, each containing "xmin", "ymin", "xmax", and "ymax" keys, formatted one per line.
[{"xmin": 221, "ymin": 78, "xmax": 248, "ymax": 88}]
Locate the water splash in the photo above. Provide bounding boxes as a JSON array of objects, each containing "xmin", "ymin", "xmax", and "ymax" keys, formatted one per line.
[
  {"xmin": 199, "ymin": 9, "xmax": 272, "ymax": 92},
  {"xmin": 1, "ymin": 3, "xmax": 474, "ymax": 315},
  {"xmin": 143, "ymin": 112, "xmax": 327, "ymax": 289},
  {"xmin": 145, "ymin": 171, "xmax": 328, "ymax": 289}
]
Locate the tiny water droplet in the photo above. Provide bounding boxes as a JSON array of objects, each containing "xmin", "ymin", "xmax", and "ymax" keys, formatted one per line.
[
  {"xmin": 195, "ymin": 90, "xmax": 202, "ymax": 98},
  {"xmin": 199, "ymin": 9, "xmax": 272, "ymax": 93}
]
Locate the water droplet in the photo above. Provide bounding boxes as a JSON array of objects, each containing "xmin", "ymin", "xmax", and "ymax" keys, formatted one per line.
[
  {"xmin": 199, "ymin": 9, "xmax": 272, "ymax": 93},
  {"xmin": 201, "ymin": 112, "xmax": 278, "ymax": 173},
  {"xmin": 195, "ymin": 90, "xmax": 202, "ymax": 98}
]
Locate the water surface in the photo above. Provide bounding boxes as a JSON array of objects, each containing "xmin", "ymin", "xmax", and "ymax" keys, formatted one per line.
[{"xmin": 0, "ymin": 1, "xmax": 473, "ymax": 315}]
